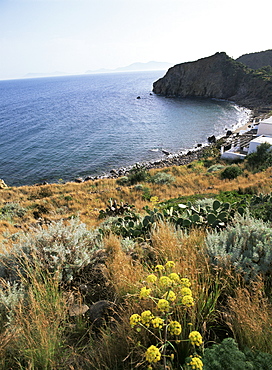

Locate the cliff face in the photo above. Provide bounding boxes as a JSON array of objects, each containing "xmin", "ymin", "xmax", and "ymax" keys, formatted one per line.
[
  {"xmin": 236, "ymin": 50, "xmax": 272, "ymax": 70},
  {"xmin": 153, "ymin": 52, "xmax": 272, "ymax": 109}
]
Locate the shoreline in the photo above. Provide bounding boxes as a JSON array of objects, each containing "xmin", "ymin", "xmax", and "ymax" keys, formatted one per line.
[
  {"xmin": 2, "ymin": 105, "xmax": 271, "ymax": 189},
  {"xmin": 72, "ymin": 108, "xmax": 256, "ymax": 183}
]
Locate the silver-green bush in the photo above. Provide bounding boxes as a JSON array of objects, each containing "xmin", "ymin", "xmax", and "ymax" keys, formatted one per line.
[
  {"xmin": 0, "ymin": 218, "xmax": 102, "ymax": 284},
  {"xmin": 149, "ymin": 172, "xmax": 175, "ymax": 185},
  {"xmin": 205, "ymin": 214, "xmax": 272, "ymax": 279}
]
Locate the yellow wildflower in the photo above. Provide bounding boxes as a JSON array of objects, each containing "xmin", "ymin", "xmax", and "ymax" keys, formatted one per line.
[
  {"xmin": 181, "ymin": 295, "xmax": 194, "ymax": 307},
  {"xmin": 168, "ymin": 272, "xmax": 180, "ymax": 283},
  {"xmin": 165, "ymin": 260, "xmax": 175, "ymax": 269},
  {"xmin": 155, "ymin": 264, "xmax": 165, "ymax": 272},
  {"xmin": 159, "ymin": 276, "xmax": 172, "ymax": 287},
  {"xmin": 168, "ymin": 321, "xmax": 182, "ymax": 336},
  {"xmin": 130, "ymin": 313, "xmax": 141, "ymax": 328},
  {"xmin": 188, "ymin": 356, "xmax": 203, "ymax": 370},
  {"xmin": 141, "ymin": 310, "xmax": 154, "ymax": 327},
  {"xmin": 180, "ymin": 287, "xmax": 192, "ymax": 296},
  {"xmin": 157, "ymin": 298, "xmax": 170, "ymax": 312},
  {"xmin": 180, "ymin": 277, "xmax": 191, "ymax": 287},
  {"xmin": 139, "ymin": 286, "xmax": 151, "ymax": 299},
  {"xmin": 150, "ymin": 196, "xmax": 159, "ymax": 204},
  {"xmin": 189, "ymin": 331, "xmax": 203, "ymax": 346},
  {"xmin": 146, "ymin": 274, "xmax": 157, "ymax": 284},
  {"xmin": 151, "ymin": 316, "xmax": 164, "ymax": 329},
  {"xmin": 145, "ymin": 345, "xmax": 161, "ymax": 363},
  {"xmin": 163, "ymin": 290, "xmax": 176, "ymax": 302}
]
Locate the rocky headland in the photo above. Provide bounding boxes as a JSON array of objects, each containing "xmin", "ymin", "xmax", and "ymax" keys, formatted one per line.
[
  {"xmin": 236, "ymin": 49, "xmax": 272, "ymax": 70},
  {"xmin": 153, "ymin": 52, "xmax": 272, "ymax": 112}
]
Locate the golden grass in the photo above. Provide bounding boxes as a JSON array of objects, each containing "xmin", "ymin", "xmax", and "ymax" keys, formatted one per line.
[
  {"xmin": 104, "ymin": 233, "xmax": 145, "ymax": 297},
  {"xmin": 150, "ymin": 223, "xmax": 226, "ymax": 336},
  {"xmin": 15, "ymin": 262, "xmax": 67, "ymax": 369},
  {"xmin": 227, "ymin": 278, "xmax": 272, "ymax": 353}
]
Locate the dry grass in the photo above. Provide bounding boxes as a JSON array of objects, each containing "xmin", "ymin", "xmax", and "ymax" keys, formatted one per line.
[
  {"xmin": 227, "ymin": 278, "xmax": 272, "ymax": 353},
  {"xmin": 104, "ymin": 233, "xmax": 145, "ymax": 297},
  {"xmin": 13, "ymin": 256, "xmax": 67, "ymax": 369},
  {"xmin": 1, "ymin": 161, "xmax": 272, "ymax": 243}
]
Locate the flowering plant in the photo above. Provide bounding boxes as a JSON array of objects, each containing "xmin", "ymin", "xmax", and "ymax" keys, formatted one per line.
[{"xmin": 129, "ymin": 261, "xmax": 204, "ymax": 369}]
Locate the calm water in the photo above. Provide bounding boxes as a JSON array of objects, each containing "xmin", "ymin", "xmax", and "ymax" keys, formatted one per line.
[{"xmin": 0, "ymin": 71, "xmax": 250, "ymax": 186}]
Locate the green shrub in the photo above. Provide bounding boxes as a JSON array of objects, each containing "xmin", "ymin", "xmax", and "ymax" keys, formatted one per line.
[
  {"xmin": 221, "ymin": 165, "xmax": 243, "ymax": 180},
  {"xmin": 207, "ymin": 164, "xmax": 225, "ymax": 172},
  {"xmin": 0, "ymin": 202, "xmax": 27, "ymax": 220},
  {"xmin": 244, "ymin": 348, "xmax": 272, "ymax": 370},
  {"xmin": 116, "ymin": 176, "xmax": 129, "ymax": 186},
  {"xmin": 249, "ymin": 193, "xmax": 272, "ymax": 222},
  {"xmin": 203, "ymin": 338, "xmax": 253, "ymax": 370},
  {"xmin": 127, "ymin": 164, "xmax": 150, "ymax": 185},
  {"xmin": 245, "ymin": 142, "xmax": 272, "ymax": 172},
  {"xmin": 149, "ymin": 171, "xmax": 175, "ymax": 184},
  {"xmin": 205, "ymin": 214, "xmax": 272, "ymax": 280}
]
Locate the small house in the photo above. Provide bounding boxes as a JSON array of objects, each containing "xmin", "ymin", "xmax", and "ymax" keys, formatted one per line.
[
  {"xmin": 256, "ymin": 116, "xmax": 272, "ymax": 136},
  {"xmin": 221, "ymin": 116, "xmax": 272, "ymax": 160}
]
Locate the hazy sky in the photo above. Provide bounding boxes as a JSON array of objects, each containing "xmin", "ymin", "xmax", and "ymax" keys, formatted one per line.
[{"xmin": 0, "ymin": 0, "xmax": 271, "ymax": 79}]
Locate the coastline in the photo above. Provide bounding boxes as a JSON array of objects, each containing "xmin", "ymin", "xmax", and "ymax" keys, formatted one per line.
[
  {"xmin": 2, "ymin": 104, "xmax": 271, "ymax": 189},
  {"xmin": 76, "ymin": 106, "xmax": 257, "ymax": 183}
]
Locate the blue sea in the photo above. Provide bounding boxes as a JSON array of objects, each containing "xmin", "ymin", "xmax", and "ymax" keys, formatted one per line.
[{"xmin": 0, "ymin": 71, "xmax": 250, "ymax": 187}]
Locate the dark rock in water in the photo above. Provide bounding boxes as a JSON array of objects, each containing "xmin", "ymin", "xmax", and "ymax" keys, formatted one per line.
[
  {"xmin": 137, "ymin": 96, "xmax": 141, "ymax": 99},
  {"xmin": 197, "ymin": 143, "xmax": 202, "ymax": 147},
  {"xmin": 162, "ymin": 149, "xmax": 170, "ymax": 155},
  {"xmin": 226, "ymin": 130, "xmax": 232, "ymax": 137},
  {"xmin": 110, "ymin": 169, "xmax": 118, "ymax": 177},
  {"xmin": 35, "ymin": 181, "xmax": 48, "ymax": 186},
  {"xmin": 74, "ymin": 177, "xmax": 84, "ymax": 183},
  {"xmin": 84, "ymin": 176, "xmax": 95, "ymax": 182},
  {"xmin": 208, "ymin": 135, "xmax": 216, "ymax": 143}
]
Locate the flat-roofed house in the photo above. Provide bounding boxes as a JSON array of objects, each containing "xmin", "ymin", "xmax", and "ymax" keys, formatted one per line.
[{"xmin": 256, "ymin": 116, "xmax": 272, "ymax": 136}]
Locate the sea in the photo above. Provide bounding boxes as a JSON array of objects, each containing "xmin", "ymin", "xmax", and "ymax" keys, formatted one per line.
[{"xmin": 0, "ymin": 70, "xmax": 251, "ymax": 187}]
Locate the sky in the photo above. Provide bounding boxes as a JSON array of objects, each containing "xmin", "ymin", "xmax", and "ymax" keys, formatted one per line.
[{"xmin": 0, "ymin": 0, "xmax": 271, "ymax": 80}]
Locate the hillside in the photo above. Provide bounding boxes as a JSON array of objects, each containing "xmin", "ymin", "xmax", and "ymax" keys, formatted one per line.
[
  {"xmin": 153, "ymin": 52, "xmax": 272, "ymax": 110},
  {"xmin": 0, "ymin": 143, "xmax": 272, "ymax": 369},
  {"xmin": 236, "ymin": 49, "xmax": 272, "ymax": 69}
]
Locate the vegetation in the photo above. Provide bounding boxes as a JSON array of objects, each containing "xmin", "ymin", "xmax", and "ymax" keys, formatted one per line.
[{"xmin": 0, "ymin": 150, "xmax": 272, "ymax": 369}]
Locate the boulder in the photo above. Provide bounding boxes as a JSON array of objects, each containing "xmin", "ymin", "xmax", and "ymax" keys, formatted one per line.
[
  {"xmin": 208, "ymin": 135, "xmax": 216, "ymax": 143},
  {"xmin": 0, "ymin": 179, "xmax": 8, "ymax": 189},
  {"xmin": 87, "ymin": 300, "xmax": 118, "ymax": 329}
]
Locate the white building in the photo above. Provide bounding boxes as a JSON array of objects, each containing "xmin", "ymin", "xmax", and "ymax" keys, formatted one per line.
[
  {"xmin": 248, "ymin": 135, "xmax": 272, "ymax": 154},
  {"xmin": 256, "ymin": 116, "xmax": 272, "ymax": 136}
]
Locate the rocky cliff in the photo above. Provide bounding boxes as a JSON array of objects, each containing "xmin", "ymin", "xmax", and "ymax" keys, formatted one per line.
[
  {"xmin": 153, "ymin": 52, "xmax": 272, "ymax": 110},
  {"xmin": 236, "ymin": 49, "xmax": 272, "ymax": 70}
]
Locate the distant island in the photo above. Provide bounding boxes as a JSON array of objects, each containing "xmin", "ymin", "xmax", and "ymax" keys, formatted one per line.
[{"xmin": 85, "ymin": 61, "xmax": 172, "ymax": 74}]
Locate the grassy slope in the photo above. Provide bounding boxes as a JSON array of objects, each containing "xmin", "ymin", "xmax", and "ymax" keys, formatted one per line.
[{"xmin": 1, "ymin": 159, "xmax": 272, "ymax": 246}]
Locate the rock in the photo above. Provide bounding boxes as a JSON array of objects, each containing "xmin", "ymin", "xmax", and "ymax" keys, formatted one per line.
[
  {"xmin": 0, "ymin": 179, "xmax": 8, "ymax": 189},
  {"xmin": 84, "ymin": 176, "xmax": 95, "ymax": 182},
  {"xmin": 136, "ymin": 96, "xmax": 141, "ymax": 99},
  {"xmin": 87, "ymin": 300, "xmax": 118, "ymax": 329},
  {"xmin": 74, "ymin": 177, "xmax": 84, "ymax": 183},
  {"xmin": 152, "ymin": 52, "xmax": 272, "ymax": 109},
  {"xmin": 226, "ymin": 130, "xmax": 232, "ymax": 137},
  {"xmin": 208, "ymin": 135, "xmax": 216, "ymax": 143},
  {"xmin": 162, "ymin": 149, "xmax": 170, "ymax": 155},
  {"xmin": 69, "ymin": 303, "xmax": 89, "ymax": 317}
]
